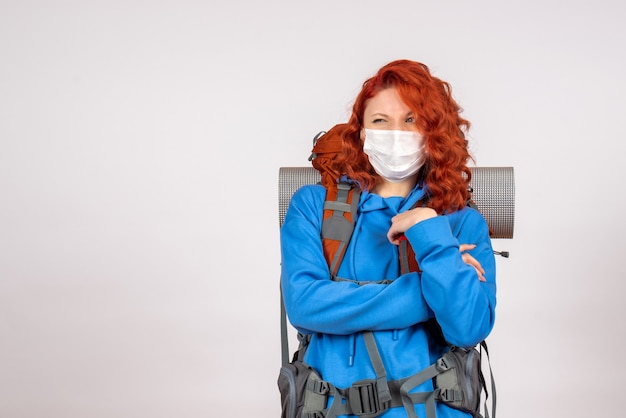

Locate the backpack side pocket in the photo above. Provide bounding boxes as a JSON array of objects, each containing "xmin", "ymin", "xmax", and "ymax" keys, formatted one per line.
[
  {"xmin": 278, "ymin": 360, "xmax": 326, "ymax": 418},
  {"xmin": 434, "ymin": 347, "xmax": 484, "ymax": 418}
]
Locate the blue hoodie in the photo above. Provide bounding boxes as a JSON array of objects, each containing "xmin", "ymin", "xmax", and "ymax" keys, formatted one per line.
[{"xmin": 280, "ymin": 182, "xmax": 496, "ymax": 418}]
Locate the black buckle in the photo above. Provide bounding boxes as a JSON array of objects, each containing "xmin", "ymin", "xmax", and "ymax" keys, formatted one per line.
[
  {"xmin": 437, "ymin": 356, "xmax": 452, "ymax": 371},
  {"xmin": 348, "ymin": 379, "xmax": 388, "ymax": 418},
  {"xmin": 310, "ymin": 379, "xmax": 330, "ymax": 395},
  {"xmin": 439, "ymin": 388, "xmax": 462, "ymax": 402}
]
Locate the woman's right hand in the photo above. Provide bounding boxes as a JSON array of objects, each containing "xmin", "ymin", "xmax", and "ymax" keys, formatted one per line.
[
  {"xmin": 387, "ymin": 207, "xmax": 437, "ymax": 245},
  {"xmin": 388, "ymin": 210, "xmax": 485, "ymax": 282}
]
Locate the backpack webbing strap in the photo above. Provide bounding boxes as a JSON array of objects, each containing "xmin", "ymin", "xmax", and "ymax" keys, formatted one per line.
[
  {"xmin": 321, "ymin": 331, "xmax": 396, "ymax": 418},
  {"xmin": 398, "ymin": 362, "xmax": 446, "ymax": 418},
  {"xmin": 362, "ymin": 331, "xmax": 392, "ymax": 408},
  {"xmin": 314, "ymin": 332, "xmax": 444, "ymax": 418},
  {"xmin": 321, "ymin": 181, "xmax": 360, "ymax": 277},
  {"xmin": 397, "ymin": 196, "xmax": 430, "ymax": 275},
  {"xmin": 481, "ymin": 341, "xmax": 497, "ymax": 418},
  {"xmin": 279, "ymin": 285, "xmax": 289, "ymax": 366},
  {"xmin": 280, "ymin": 287, "xmax": 312, "ymax": 366},
  {"xmin": 398, "ymin": 237, "xmax": 421, "ymax": 275}
]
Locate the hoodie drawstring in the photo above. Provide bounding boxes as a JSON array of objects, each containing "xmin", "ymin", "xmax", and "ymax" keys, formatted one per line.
[{"xmin": 348, "ymin": 334, "xmax": 355, "ymax": 366}]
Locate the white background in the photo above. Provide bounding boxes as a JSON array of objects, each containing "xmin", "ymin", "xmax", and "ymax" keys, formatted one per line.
[{"xmin": 1, "ymin": 1, "xmax": 624, "ymax": 417}]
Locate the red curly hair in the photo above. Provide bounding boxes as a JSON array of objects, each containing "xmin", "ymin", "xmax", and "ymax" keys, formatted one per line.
[{"xmin": 336, "ymin": 59, "xmax": 473, "ymax": 214}]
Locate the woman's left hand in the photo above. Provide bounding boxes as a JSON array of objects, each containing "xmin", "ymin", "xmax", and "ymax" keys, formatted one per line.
[{"xmin": 460, "ymin": 244, "xmax": 486, "ymax": 282}]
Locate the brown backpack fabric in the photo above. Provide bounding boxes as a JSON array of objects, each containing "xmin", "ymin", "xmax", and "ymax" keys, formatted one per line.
[
  {"xmin": 309, "ymin": 123, "xmax": 347, "ymax": 189},
  {"xmin": 309, "ymin": 124, "xmax": 362, "ymax": 278}
]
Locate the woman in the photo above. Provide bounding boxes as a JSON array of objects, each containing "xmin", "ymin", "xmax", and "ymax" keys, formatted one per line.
[{"xmin": 280, "ymin": 59, "xmax": 496, "ymax": 418}]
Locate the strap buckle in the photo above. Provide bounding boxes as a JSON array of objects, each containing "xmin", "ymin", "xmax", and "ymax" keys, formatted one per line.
[
  {"xmin": 308, "ymin": 379, "xmax": 330, "ymax": 395},
  {"xmin": 438, "ymin": 387, "xmax": 462, "ymax": 402},
  {"xmin": 437, "ymin": 356, "xmax": 452, "ymax": 371},
  {"xmin": 348, "ymin": 379, "xmax": 389, "ymax": 418}
]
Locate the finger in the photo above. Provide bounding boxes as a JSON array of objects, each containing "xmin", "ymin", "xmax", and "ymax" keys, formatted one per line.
[
  {"xmin": 461, "ymin": 254, "xmax": 486, "ymax": 281},
  {"xmin": 461, "ymin": 253, "xmax": 479, "ymax": 269},
  {"xmin": 387, "ymin": 230, "xmax": 400, "ymax": 245},
  {"xmin": 461, "ymin": 253, "xmax": 485, "ymax": 272},
  {"xmin": 466, "ymin": 260, "xmax": 486, "ymax": 281},
  {"xmin": 459, "ymin": 243, "xmax": 477, "ymax": 252},
  {"xmin": 387, "ymin": 220, "xmax": 406, "ymax": 245}
]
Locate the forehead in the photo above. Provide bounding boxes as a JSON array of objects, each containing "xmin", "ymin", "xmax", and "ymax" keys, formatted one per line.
[{"xmin": 363, "ymin": 88, "xmax": 411, "ymax": 115}]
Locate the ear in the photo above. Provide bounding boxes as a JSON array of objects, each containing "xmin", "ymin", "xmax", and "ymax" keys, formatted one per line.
[{"xmin": 360, "ymin": 128, "xmax": 365, "ymax": 141}]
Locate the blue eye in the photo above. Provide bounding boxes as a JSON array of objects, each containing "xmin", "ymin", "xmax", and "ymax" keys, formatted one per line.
[
  {"xmin": 406, "ymin": 116, "xmax": 415, "ymax": 123},
  {"xmin": 372, "ymin": 118, "xmax": 385, "ymax": 123}
]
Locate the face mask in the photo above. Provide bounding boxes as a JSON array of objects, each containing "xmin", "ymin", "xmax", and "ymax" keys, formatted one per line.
[{"xmin": 363, "ymin": 129, "xmax": 426, "ymax": 182}]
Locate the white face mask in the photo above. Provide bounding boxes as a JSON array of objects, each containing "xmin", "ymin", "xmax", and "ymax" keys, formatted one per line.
[{"xmin": 363, "ymin": 129, "xmax": 426, "ymax": 182}]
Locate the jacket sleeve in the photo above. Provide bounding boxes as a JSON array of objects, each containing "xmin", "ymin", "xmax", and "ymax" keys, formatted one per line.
[
  {"xmin": 280, "ymin": 185, "xmax": 431, "ymax": 336},
  {"xmin": 405, "ymin": 209, "xmax": 497, "ymax": 348}
]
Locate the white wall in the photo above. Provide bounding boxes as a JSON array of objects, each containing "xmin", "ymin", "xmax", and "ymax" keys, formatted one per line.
[{"xmin": 1, "ymin": 1, "xmax": 624, "ymax": 417}]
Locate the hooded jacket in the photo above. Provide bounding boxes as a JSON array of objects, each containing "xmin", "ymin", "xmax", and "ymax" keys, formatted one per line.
[{"xmin": 280, "ymin": 182, "xmax": 496, "ymax": 418}]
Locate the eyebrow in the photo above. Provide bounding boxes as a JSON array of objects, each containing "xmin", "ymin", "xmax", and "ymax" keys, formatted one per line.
[{"xmin": 368, "ymin": 112, "xmax": 414, "ymax": 118}]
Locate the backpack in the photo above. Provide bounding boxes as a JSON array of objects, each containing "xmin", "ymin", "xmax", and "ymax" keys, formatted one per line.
[
  {"xmin": 309, "ymin": 123, "xmax": 363, "ymax": 278},
  {"xmin": 279, "ymin": 124, "xmax": 498, "ymax": 418}
]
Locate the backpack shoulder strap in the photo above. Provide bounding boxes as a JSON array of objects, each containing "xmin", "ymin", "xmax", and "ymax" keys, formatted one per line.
[
  {"xmin": 398, "ymin": 195, "xmax": 429, "ymax": 275},
  {"xmin": 307, "ymin": 123, "xmax": 363, "ymax": 277},
  {"xmin": 321, "ymin": 181, "xmax": 360, "ymax": 277}
]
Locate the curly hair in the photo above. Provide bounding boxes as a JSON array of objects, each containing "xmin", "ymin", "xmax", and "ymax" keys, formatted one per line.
[{"xmin": 335, "ymin": 59, "xmax": 474, "ymax": 213}]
